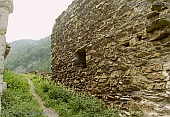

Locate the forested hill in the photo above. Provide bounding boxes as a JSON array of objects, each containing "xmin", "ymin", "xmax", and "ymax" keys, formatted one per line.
[{"xmin": 5, "ymin": 36, "xmax": 51, "ymax": 73}]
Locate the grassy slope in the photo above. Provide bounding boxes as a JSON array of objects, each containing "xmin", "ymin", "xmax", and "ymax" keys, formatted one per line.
[
  {"xmin": 1, "ymin": 70, "xmax": 46, "ymax": 117},
  {"xmin": 28, "ymin": 74, "xmax": 122, "ymax": 117}
]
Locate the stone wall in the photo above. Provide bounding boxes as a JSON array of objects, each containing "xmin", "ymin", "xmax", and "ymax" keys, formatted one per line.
[
  {"xmin": 0, "ymin": 0, "xmax": 13, "ymax": 113},
  {"xmin": 51, "ymin": 0, "xmax": 170, "ymax": 116}
]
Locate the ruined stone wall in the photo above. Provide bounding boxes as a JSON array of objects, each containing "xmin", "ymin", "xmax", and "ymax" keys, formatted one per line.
[
  {"xmin": 51, "ymin": 0, "xmax": 170, "ymax": 116},
  {"xmin": 0, "ymin": 0, "xmax": 13, "ymax": 113}
]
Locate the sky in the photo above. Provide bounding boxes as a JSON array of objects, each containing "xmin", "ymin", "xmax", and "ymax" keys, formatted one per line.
[{"xmin": 6, "ymin": 0, "xmax": 73, "ymax": 42}]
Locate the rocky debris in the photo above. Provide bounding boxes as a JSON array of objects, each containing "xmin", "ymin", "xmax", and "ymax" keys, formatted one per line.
[
  {"xmin": 51, "ymin": 0, "xmax": 170, "ymax": 116},
  {"xmin": 0, "ymin": 0, "xmax": 13, "ymax": 113}
]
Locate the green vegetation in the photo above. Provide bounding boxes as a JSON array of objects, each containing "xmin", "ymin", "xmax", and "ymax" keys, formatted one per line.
[
  {"xmin": 1, "ymin": 70, "xmax": 46, "ymax": 117},
  {"xmin": 146, "ymin": 19, "xmax": 170, "ymax": 33},
  {"xmin": 151, "ymin": 4, "xmax": 168, "ymax": 11},
  {"xmin": 28, "ymin": 74, "xmax": 121, "ymax": 117},
  {"xmin": 146, "ymin": 12, "xmax": 160, "ymax": 19},
  {"xmin": 5, "ymin": 36, "xmax": 51, "ymax": 73},
  {"xmin": 0, "ymin": 70, "xmax": 127, "ymax": 117}
]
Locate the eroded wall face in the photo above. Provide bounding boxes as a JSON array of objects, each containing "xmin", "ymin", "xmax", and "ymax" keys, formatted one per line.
[
  {"xmin": 51, "ymin": 0, "xmax": 170, "ymax": 116},
  {"xmin": 0, "ymin": 0, "xmax": 13, "ymax": 113}
]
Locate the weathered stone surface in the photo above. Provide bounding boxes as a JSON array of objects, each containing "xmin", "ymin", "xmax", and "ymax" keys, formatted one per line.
[
  {"xmin": 4, "ymin": 43, "xmax": 10, "ymax": 59},
  {"xmin": 147, "ymin": 73, "xmax": 166, "ymax": 80},
  {"xmin": 153, "ymin": 64, "xmax": 163, "ymax": 71},
  {"xmin": 51, "ymin": 0, "xmax": 170, "ymax": 116},
  {"xmin": 146, "ymin": 19, "xmax": 170, "ymax": 33},
  {"xmin": 154, "ymin": 83, "xmax": 166, "ymax": 90},
  {"xmin": 0, "ymin": 0, "xmax": 13, "ymax": 113},
  {"xmin": 165, "ymin": 105, "xmax": 170, "ymax": 114},
  {"xmin": 111, "ymin": 71, "xmax": 120, "ymax": 78},
  {"xmin": 142, "ymin": 67, "xmax": 153, "ymax": 73},
  {"xmin": 147, "ymin": 12, "xmax": 160, "ymax": 19},
  {"xmin": 166, "ymin": 81, "xmax": 170, "ymax": 89}
]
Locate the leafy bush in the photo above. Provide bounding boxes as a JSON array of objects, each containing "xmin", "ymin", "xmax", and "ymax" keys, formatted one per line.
[{"xmin": 47, "ymin": 86, "xmax": 72, "ymax": 103}]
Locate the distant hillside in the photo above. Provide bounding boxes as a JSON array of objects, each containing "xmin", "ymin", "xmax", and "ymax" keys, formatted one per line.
[{"xmin": 5, "ymin": 36, "xmax": 51, "ymax": 73}]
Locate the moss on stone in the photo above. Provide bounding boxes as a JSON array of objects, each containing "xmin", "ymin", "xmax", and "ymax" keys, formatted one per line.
[
  {"xmin": 147, "ymin": 12, "xmax": 160, "ymax": 19},
  {"xmin": 151, "ymin": 3, "xmax": 168, "ymax": 11},
  {"xmin": 146, "ymin": 19, "xmax": 170, "ymax": 33}
]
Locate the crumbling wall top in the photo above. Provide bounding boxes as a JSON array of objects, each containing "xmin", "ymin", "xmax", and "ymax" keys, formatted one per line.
[{"xmin": 0, "ymin": 0, "xmax": 13, "ymax": 13}]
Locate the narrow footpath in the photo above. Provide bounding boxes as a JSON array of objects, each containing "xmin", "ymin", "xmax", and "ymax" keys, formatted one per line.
[{"xmin": 26, "ymin": 78, "xmax": 58, "ymax": 117}]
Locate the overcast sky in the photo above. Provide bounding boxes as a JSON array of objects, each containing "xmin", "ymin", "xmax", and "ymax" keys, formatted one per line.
[{"xmin": 6, "ymin": 0, "xmax": 73, "ymax": 42}]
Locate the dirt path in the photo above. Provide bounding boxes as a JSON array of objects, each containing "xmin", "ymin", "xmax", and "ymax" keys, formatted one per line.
[{"xmin": 26, "ymin": 78, "xmax": 58, "ymax": 117}]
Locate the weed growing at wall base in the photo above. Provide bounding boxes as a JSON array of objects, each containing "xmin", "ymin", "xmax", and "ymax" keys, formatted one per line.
[{"xmin": 28, "ymin": 74, "xmax": 124, "ymax": 117}]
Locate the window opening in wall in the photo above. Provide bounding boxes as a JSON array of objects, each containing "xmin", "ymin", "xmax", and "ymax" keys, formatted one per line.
[{"xmin": 72, "ymin": 49, "xmax": 87, "ymax": 69}]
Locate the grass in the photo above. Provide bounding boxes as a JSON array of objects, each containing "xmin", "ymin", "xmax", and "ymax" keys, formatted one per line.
[
  {"xmin": 1, "ymin": 70, "xmax": 46, "ymax": 117},
  {"xmin": 28, "ymin": 74, "xmax": 122, "ymax": 117}
]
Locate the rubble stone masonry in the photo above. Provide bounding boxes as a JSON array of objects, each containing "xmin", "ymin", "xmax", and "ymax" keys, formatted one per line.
[
  {"xmin": 51, "ymin": 0, "xmax": 170, "ymax": 116},
  {"xmin": 0, "ymin": 0, "xmax": 13, "ymax": 113}
]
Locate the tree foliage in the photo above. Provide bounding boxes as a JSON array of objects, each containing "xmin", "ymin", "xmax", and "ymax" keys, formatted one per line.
[{"xmin": 5, "ymin": 36, "xmax": 51, "ymax": 73}]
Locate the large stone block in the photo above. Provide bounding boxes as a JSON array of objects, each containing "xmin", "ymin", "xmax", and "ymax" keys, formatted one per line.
[{"xmin": 0, "ymin": 8, "xmax": 10, "ymax": 33}]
